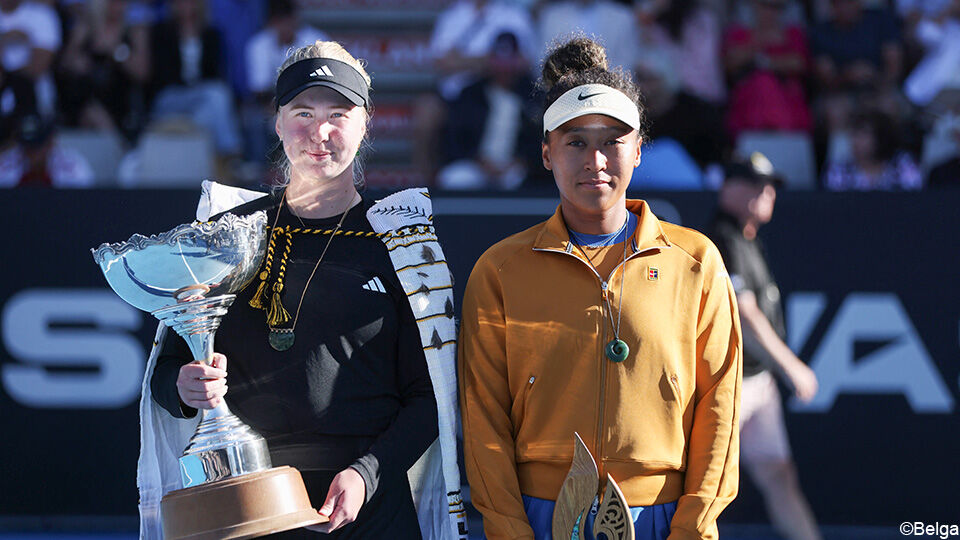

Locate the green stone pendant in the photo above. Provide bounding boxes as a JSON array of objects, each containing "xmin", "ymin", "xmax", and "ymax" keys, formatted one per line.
[
  {"xmin": 269, "ymin": 328, "xmax": 295, "ymax": 351},
  {"xmin": 605, "ymin": 339, "xmax": 629, "ymax": 363}
]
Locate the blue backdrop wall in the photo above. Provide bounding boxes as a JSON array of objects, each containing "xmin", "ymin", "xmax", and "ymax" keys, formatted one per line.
[{"xmin": 0, "ymin": 189, "xmax": 956, "ymax": 528}]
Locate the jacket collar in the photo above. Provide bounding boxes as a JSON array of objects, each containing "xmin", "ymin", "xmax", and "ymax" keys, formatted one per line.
[{"xmin": 533, "ymin": 199, "xmax": 672, "ymax": 254}]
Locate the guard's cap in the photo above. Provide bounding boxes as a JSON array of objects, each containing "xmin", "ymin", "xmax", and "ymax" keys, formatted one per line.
[
  {"xmin": 275, "ymin": 58, "xmax": 370, "ymax": 110},
  {"xmin": 724, "ymin": 152, "xmax": 785, "ymax": 187}
]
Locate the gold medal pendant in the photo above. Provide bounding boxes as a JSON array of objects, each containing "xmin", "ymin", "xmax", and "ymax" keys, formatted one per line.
[{"xmin": 269, "ymin": 328, "xmax": 295, "ymax": 351}]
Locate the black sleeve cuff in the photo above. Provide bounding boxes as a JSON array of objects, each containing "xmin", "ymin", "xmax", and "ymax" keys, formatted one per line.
[{"xmin": 349, "ymin": 453, "xmax": 380, "ymax": 505}]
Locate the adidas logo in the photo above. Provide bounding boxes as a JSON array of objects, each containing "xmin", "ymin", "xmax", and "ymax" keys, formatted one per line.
[
  {"xmin": 311, "ymin": 65, "xmax": 334, "ymax": 78},
  {"xmin": 362, "ymin": 276, "xmax": 386, "ymax": 293}
]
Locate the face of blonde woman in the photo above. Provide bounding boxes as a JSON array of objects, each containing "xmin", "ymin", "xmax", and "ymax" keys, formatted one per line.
[{"xmin": 276, "ymin": 86, "xmax": 367, "ymax": 186}]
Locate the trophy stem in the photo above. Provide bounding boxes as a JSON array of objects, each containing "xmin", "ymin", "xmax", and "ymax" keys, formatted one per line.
[{"xmin": 153, "ymin": 295, "xmax": 273, "ymax": 489}]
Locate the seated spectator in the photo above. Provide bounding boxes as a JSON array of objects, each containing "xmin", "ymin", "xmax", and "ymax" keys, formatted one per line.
[
  {"xmin": 635, "ymin": 0, "xmax": 726, "ymax": 105},
  {"xmin": 413, "ymin": 0, "xmax": 536, "ymax": 181},
  {"xmin": 436, "ymin": 31, "xmax": 539, "ymax": 190},
  {"xmin": 636, "ymin": 54, "xmax": 725, "ymax": 169},
  {"xmin": 823, "ymin": 109, "xmax": 922, "ymax": 190},
  {"xmin": 0, "ymin": 0, "xmax": 61, "ymax": 121},
  {"xmin": 148, "ymin": 0, "xmax": 242, "ymax": 159},
  {"xmin": 812, "ymin": 0, "xmax": 902, "ymax": 91},
  {"xmin": 928, "ymin": 111, "xmax": 960, "ymax": 187},
  {"xmin": 243, "ymin": 0, "xmax": 326, "ymax": 162},
  {"xmin": 0, "ymin": 114, "xmax": 94, "ymax": 187},
  {"xmin": 57, "ymin": 0, "xmax": 150, "ymax": 140},
  {"xmin": 724, "ymin": 0, "xmax": 812, "ymax": 140},
  {"xmin": 810, "ymin": 0, "xmax": 903, "ymax": 131},
  {"xmin": 903, "ymin": 0, "xmax": 960, "ymax": 108}
]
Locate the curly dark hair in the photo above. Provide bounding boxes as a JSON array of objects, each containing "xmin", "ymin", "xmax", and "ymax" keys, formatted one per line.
[{"xmin": 538, "ymin": 36, "xmax": 646, "ymax": 140}]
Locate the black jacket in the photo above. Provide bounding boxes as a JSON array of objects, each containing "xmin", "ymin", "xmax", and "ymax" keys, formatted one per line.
[{"xmin": 153, "ymin": 195, "xmax": 438, "ymax": 518}]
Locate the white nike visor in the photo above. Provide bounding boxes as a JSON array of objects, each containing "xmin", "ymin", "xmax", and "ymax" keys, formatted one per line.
[{"xmin": 543, "ymin": 83, "xmax": 640, "ymax": 136}]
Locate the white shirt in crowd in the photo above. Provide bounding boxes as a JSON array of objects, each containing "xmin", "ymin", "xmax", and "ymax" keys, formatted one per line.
[
  {"xmin": 0, "ymin": 1, "xmax": 61, "ymax": 117},
  {"xmin": 430, "ymin": 1, "xmax": 537, "ymax": 100}
]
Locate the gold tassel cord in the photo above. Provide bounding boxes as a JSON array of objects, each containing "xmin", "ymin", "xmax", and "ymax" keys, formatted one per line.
[
  {"xmin": 267, "ymin": 281, "xmax": 291, "ymax": 325},
  {"xmin": 265, "ymin": 229, "xmax": 294, "ymax": 326},
  {"xmin": 248, "ymin": 227, "xmax": 282, "ymax": 309}
]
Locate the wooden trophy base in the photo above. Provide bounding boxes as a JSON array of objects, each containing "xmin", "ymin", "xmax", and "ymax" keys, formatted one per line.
[{"xmin": 161, "ymin": 466, "xmax": 328, "ymax": 540}]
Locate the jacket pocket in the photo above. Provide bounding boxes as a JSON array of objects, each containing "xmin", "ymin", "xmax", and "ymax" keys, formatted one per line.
[
  {"xmin": 603, "ymin": 366, "xmax": 688, "ymax": 470},
  {"xmin": 510, "ymin": 375, "xmax": 536, "ymax": 439},
  {"xmin": 668, "ymin": 372, "xmax": 682, "ymax": 406}
]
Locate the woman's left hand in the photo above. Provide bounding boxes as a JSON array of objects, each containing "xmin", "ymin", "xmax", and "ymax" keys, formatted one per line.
[{"xmin": 306, "ymin": 467, "xmax": 366, "ymax": 533}]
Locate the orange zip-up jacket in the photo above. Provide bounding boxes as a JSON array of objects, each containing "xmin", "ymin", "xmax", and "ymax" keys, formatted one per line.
[{"xmin": 459, "ymin": 200, "xmax": 741, "ymax": 540}]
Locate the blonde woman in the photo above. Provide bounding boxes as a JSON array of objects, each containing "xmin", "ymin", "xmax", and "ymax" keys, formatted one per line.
[{"xmin": 149, "ymin": 41, "xmax": 453, "ymax": 539}]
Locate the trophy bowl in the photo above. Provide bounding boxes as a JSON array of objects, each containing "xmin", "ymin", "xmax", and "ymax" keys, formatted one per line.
[{"xmin": 92, "ymin": 211, "xmax": 326, "ymax": 539}]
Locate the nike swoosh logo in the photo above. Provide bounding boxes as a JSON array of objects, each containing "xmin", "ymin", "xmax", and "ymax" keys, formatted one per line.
[{"xmin": 578, "ymin": 92, "xmax": 604, "ymax": 100}]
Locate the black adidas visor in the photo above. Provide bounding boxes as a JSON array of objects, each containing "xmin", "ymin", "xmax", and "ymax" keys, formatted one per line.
[{"xmin": 275, "ymin": 58, "xmax": 370, "ymax": 110}]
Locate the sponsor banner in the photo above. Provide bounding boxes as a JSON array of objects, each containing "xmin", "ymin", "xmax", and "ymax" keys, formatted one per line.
[{"xmin": 0, "ymin": 189, "xmax": 956, "ymax": 525}]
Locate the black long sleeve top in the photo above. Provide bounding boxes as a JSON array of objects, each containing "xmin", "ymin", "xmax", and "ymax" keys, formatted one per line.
[{"xmin": 152, "ymin": 196, "xmax": 439, "ymax": 504}]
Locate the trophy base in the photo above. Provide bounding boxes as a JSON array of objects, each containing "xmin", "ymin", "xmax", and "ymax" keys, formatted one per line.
[{"xmin": 161, "ymin": 466, "xmax": 327, "ymax": 540}]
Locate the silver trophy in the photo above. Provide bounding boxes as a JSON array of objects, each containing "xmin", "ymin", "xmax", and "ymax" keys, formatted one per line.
[{"xmin": 92, "ymin": 212, "xmax": 325, "ymax": 540}]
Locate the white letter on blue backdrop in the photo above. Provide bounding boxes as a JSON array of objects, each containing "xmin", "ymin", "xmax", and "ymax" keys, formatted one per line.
[{"xmin": 2, "ymin": 289, "xmax": 144, "ymax": 408}]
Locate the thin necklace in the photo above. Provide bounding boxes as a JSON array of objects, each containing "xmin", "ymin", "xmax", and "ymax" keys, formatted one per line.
[
  {"xmin": 266, "ymin": 190, "xmax": 358, "ymax": 351},
  {"xmin": 571, "ymin": 217, "xmax": 631, "ymax": 363}
]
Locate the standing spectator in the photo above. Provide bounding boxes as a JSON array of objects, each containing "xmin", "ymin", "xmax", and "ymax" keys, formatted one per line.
[
  {"xmin": 436, "ymin": 31, "xmax": 539, "ymax": 190},
  {"xmin": 823, "ymin": 109, "xmax": 922, "ymax": 190},
  {"xmin": 710, "ymin": 152, "xmax": 821, "ymax": 540},
  {"xmin": 413, "ymin": 0, "xmax": 535, "ymax": 181},
  {"xmin": 724, "ymin": 0, "xmax": 812, "ymax": 139},
  {"xmin": 0, "ymin": 0, "xmax": 61, "ymax": 123},
  {"xmin": 243, "ymin": 0, "xmax": 326, "ymax": 162},
  {"xmin": 149, "ymin": 0, "xmax": 242, "ymax": 158},
  {"xmin": 0, "ymin": 114, "xmax": 94, "ymax": 187},
  {"xmin": 57, "ymin": 0, "xmax": 150, "ymax": 140}
]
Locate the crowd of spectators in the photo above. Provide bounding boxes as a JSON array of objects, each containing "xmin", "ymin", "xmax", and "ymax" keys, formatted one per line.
[
  {"xmin": 0, "ymin": 0, "xmax": 322, "ymax": 187},
  {"xmin": 424, "ymin": 0, "xmax": 960, "ymax": 191},
  {"xmin": 1, "ymin": 0, "xmax": 958, "ymax": 189}
]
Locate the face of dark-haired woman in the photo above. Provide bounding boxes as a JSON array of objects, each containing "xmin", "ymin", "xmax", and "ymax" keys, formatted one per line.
[{"xmin": 542, "ymin": 114, "xmax": 642, "ymax": 218}]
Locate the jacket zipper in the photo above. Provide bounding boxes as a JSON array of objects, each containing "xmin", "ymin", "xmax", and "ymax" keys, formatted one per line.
[{"xmin": 533, "ymin": 242, "xmax": 668, "ymax": 481}]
